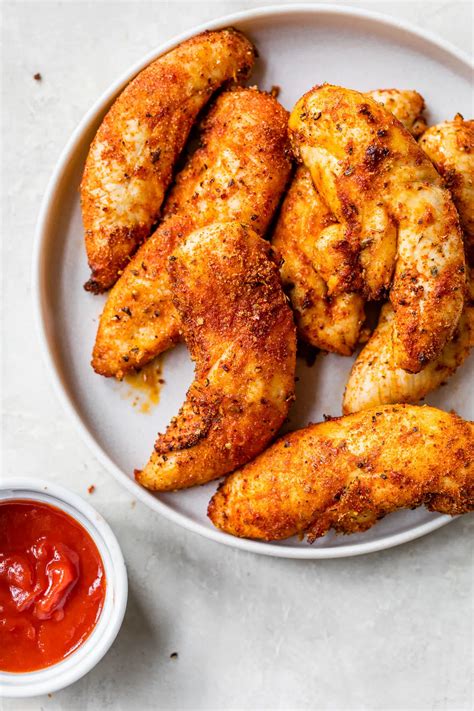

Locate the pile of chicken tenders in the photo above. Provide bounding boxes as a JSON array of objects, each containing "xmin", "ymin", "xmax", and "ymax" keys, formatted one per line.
[{"xmin": 81, "ymin": 28, "xmax": 473, "ymax": 543}]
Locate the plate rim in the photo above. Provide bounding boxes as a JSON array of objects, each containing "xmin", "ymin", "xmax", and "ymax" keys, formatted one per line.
[{"xmin": 32, "ymin": 3, "xmax": 471, "ymax": 559}]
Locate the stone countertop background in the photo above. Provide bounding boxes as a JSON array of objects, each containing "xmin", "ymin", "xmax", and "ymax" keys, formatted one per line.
[{"xmin": 2, "ymin": 1, "xmax": 473, "ymax": 709}]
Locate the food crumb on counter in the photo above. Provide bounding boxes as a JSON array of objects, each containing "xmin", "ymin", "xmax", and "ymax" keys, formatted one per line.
[
  {"xmin": 87, "ymin": 485, "xmax": 96, "ymax": 494},
  {"xmin": 33, "ymin": 72, "xmax": 42, "ymax": 81}
]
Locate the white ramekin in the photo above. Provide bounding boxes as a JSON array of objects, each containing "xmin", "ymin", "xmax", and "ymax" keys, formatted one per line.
[{"xmin": 0, "ymin": 477, "xmax": 128, "ymax": 698}]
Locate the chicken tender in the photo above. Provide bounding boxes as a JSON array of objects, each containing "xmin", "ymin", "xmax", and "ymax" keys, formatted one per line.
[
  {"xmin": 420, "ymin": 115, "xmax": 474, "ymax": 262},
  {"xmin": 136, "ymin": 223, "xmax": 296, "ymax": 492},
  {"xmin": 343, "ymin": 294, "xmax": 474, "ymax": 413},
  {"xmin": 273, "ymin": 166, "xmax": 365, "ymax": 354},
  {"xmin": 274, "ymin": 89, "xmax": 425, "ymax": 354},
  {"xmin": 81, "ymin": 29, "xmax": 255, "ymax": 293},
  {"xmin": 208, "ymin": 405, "xmax": 474, "ymax": 542},
  {"xmin": 344, "ymin": 116, "xmax": 474, "ymax": 412},
  {"xmin": 289, "ymin": 85, "xmax": 465, "ymax": 372},
  {"xmin": 92, "ymin": 88, "xmax": 292, "ymax": 378},
  {"xmin": 369, "ymin": 89, "xmax": 426, "ymax": 138}
]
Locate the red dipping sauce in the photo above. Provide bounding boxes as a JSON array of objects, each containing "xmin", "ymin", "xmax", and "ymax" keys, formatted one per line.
[{"xmin": 0, "ymin": 500, "xmax": 106, "ymax": 673}]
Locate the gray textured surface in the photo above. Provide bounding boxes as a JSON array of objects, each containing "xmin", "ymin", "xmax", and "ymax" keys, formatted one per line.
[{"xmin": 2, "ymin": 1, "xmax": 473, "ymax": 709}]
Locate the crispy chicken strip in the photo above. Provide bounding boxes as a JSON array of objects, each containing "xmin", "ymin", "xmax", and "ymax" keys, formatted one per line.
[
  {"xmin": 274, "ymin": 89, "xmax": 424, "ymax": 354},
  {"xmin": 92, "ymin": 88, "xmax": 292, "ymax": 378},
  {"xmin": 81, "ymin": 29, "xmax": 255, "ymax": 293},
  {"xmin": 343, "ymin": 294, "xmax": 474, "ymax": 413},
  {"xmin": 344, "ymin": 116, "xmax": 474, "ymax": 412},
  {"xmin": 289, "ymin": 85, "xmax": 465, "ymax": 372},
  {"xmin": 273, "ymin": 167, "xmax": 365, "ymax": 354},
  {"xmin": 419, "ymin": 115, "xmax": 474, "ymax": 263},
  {"xmin": 208, "ymin": 405, "xmax": 474, "ymax": 542},
  {"xmin": 369, "ymin": 89, "xmax": 427, "ymax": 139},
  {"xmin": 135, "ymin": 223, "xmax": 296, "ymax": 492}
]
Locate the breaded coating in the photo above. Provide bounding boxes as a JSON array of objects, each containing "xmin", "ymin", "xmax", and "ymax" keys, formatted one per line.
[
  {"xmin": 289, "ymin": 85, "xmax": 465, "ymax": 372},
  {"xmin": 81, "ymin": 29, "xmax": 255, "ymax": 293},
  {"xmin": 369, "ymin": 89, "xmax": 427, "ymax": 138},
  {"xmin": 343, "ymin": 294, "xmax": 474, "ymax": 413},
  {"xmin": 135, "ymin": 223, "xmax": 296, "ymax": 492},
  {"xmin": 273, "ymin": 166, "xmax": 365, "ymax": 354},
  {"xmin": 208, "ymin": 405, "xmax": 474, "ymax": 542},
  {"xmin": 274, "ymin": 89, "xmax": 424, "ymax": 354},
  {"xmin": 92, "ymin": 88, "xmax": 292, "ymax": 378},
  {"xmin": 420, "ymin": 115, "xmax": 474, "ymax": 263},
  {"xmin": 344, "ymin": 116, "xmax": 474, "ymax": 412}
]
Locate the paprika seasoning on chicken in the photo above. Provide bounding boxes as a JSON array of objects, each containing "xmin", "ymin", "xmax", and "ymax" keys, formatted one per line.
[{"xmin": 0, "ymin": 500, "xmax": 106, "ymax": 672}]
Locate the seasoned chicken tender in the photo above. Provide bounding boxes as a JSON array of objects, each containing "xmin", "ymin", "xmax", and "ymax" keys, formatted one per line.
[
  {"xmin": 274, "ymin": 89, "xmax": 425, "ymax": 354},
  {"xmin": 369, "ymin": 89, "xmax": 427, "ymax": 138},
  {"xmin": 289, "ymin": 85, "xmax": 465, "ymax": 372},
  {"xmin": 208, "ymin": 405, "xmax": 474, "ymax": 542},
  {"xmin": 420, "ymin": 115, "xmax": 474, "ymax": 263},
  {"xmin": 344, "ymin": 116, "xmax": 474, "ymax": 412},
  {"xmin": 136, "ymin": 223, "xmax": 296, "ymax": 492},
  {"xmin": 81, "ymin": 29, "xmax": 255, "ymax": 293},
  {"xmin": 273, "ymin": 166, "xmax": 365, "ymax": 354},
  {"xmin": 391, "ymin": 184, "xmax": 465, "ymax": 371},
  {"xmin": 343, "ymin": 294, "xmax": 474, "ymax": 413},
  {"xmin": 92, "ymin": 88, "xmax": 292, "ymax": 378}
]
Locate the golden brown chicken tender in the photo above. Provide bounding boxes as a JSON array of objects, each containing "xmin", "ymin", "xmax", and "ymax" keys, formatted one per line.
[
  {"xmin": 92, "ymin": 88, "xmax": 292, "ymax": 378},
  {"xmin": 135, "ymin": 223, "xmax": 296, "ymax": 492},
  {"xmin": 208, "ymin": 405, "xmax": 474, "ymax": 542},
  {"xmin": 289, "ymin": 85, "xmax": 465, "ymax": 372},
  {"xmin": 369, "ymin": 89, "xmax": 427, "ymax": 138},
  {"xmin": 81, "ymin": 29, "xmax": 255, "ymax": 293},
  {"xmin": 344, "ymin": 115, "xmax": 474, "ymax": 412},
  {"xmin": 273, "ymin": 166, "xmax": 365, "ymax": 354},
  {"xmin": 420, "ymin": 115, "xmax": 474, "ymax": 263},
  {"xmin": 274, "ymin": 89, "xmax": 425, "ymax": 354},
  {"xmin": 343, "ymin": 294, "xmax": 474, "ymax": 413}
]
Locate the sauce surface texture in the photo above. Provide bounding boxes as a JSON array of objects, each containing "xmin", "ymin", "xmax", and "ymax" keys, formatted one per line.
[{"xmin": 0, "ymin": 499, "xmax": 106, "ymax": 672}]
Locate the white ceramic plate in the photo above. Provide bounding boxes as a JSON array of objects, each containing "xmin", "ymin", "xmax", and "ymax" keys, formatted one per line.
[{"xmin": 33, "ymin": 4, "xmax": 473, "ymax": 558}]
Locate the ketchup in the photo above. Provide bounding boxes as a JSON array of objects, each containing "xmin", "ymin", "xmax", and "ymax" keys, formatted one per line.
[{"xmin": 0, "ymin": 500, "xmax": 106, "ymax": 672}]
